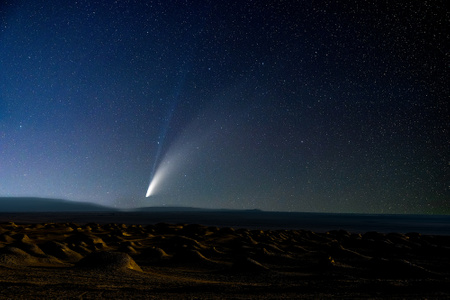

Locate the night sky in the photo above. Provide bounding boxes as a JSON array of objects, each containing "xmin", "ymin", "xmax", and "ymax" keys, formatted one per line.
[{"xmin": 0, "ymin": 0, "xmax": 448, "ymax": 213}]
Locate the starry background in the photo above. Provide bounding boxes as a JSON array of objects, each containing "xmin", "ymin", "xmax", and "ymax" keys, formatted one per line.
[{"xmin": 0, "ymin": 0, "xmax": 448, "ymax": 213}]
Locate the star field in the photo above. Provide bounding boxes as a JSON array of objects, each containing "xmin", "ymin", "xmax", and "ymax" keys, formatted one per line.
[{"xmin": 0, "ymin": 0, "xmax": 448, "ymax": 213}]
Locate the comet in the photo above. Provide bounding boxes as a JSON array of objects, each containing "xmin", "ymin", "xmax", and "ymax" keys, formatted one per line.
[
  {"xmin": 145, "ymin": 65, "xmax": 191, "ymax": 197},
  {"xmin": 145, "ymin": 89, "xmax": 228, "ymax": 198},
  {"xmin": 145, "ymin": 115, "xmax": 208, "ymax": 198},
  {"xmin": 146, "ymin": 160, "xmax": 171, "ymax": 197},
  {"xmin": 145, "ymin": 144, "xmax": 189, "ymax": 197}
]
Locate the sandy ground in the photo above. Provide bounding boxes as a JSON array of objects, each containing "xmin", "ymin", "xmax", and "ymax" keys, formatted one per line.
[{"xmin": 0, "ymin": 220, "xmax": 449, "ymax": 299}]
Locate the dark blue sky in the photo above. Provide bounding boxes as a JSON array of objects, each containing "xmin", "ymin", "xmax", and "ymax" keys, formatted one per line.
[{"xmin": 0, "ymin": 0, "xmax": 448, "ymax": 213}]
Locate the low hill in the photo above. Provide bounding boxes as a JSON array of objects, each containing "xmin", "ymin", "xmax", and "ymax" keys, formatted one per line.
[{"xmin": 0, "ymin": 197, "xmax": 114, "ymax": 212}]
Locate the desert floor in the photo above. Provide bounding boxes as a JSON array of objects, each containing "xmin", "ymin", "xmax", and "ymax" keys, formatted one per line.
[{"xmin": 0, "ymin": 216, "xmax": 449, "ymax": 299}]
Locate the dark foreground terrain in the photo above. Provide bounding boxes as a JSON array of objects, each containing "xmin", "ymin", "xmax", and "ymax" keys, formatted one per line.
[{"xmin": 0, "ymin": 217, "xmax": 449, "ymax": 298}]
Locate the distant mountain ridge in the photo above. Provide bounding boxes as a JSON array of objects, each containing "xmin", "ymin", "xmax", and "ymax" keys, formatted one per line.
[
  {"xmin": 0, "ymin": 197, "xmax": 115, "ymax": 212},
  {"xmin": 0, "ymin": 197, "xmax": 263, "ymax": 213},
  {"xmin": 132, "ymin": 206, "xmax": 263, "ymax": 213}
]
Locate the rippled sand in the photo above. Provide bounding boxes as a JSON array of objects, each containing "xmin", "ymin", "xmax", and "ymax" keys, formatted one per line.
[{"xmin": 1, "ymin": 221, "xmax": 449, "ymax": 299}]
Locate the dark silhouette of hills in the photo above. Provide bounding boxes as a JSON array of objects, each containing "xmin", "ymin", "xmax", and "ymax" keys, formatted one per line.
[
  {"xmin": 0, "ymin": 198, "xmax": 449, "ymax": 235},
  {"xmin": 0, "ymin": 197, "xmax": 115, "ymax": 212},
  {"xmin": 133, "ymin": 206, "xmax": 263, "ymax": 213},
  {"xmin": 0, "ymin": 197, "xmax": 263, "ymax": 213}
]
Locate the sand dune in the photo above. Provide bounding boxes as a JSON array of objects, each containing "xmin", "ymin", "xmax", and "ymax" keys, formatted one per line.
[{"xmin": 0, "ymin": 221, "xmax": 449, "ymax": 298}]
